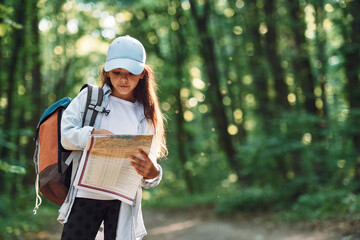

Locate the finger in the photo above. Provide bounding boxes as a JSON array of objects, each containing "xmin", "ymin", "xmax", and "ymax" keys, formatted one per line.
[
  {"xmin": 130, "ymin": 161, "xmax": 143, "ymax": 171},
  {"xmin": 132, "ymin": 165, "xmax": 144, "ymax": 176},
  {"xmin": 130, "ymin": 155, "xmax": 146, "ymax": 164},
  {"xmin": 138, "ymin": 149, "xmax": 151, "ymax": 162},
  {"xmin": 131, "ymin": 160, "xmax": 144, "ymax": 169},
  {"xmin": 131, "ymin": 154, "xmax": 151, "ymax": 167}
]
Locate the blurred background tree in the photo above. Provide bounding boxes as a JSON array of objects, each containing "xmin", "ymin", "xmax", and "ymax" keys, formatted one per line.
[{"xmin": 0, "ymin": 0, "xmax": 360, "ymax": 238}]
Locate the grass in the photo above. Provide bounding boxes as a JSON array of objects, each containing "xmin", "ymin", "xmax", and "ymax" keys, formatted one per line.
[{"xmin": 0, "ymin": 200, "xmax": 59, "ymax": 240}]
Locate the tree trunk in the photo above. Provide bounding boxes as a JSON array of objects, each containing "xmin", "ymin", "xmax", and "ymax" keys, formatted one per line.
[
  {"xmin": 285, "ymin": 0, "xmax": 317, "ymax": 188},
  {"xmin": 312, "ymin": 2, "xmax": 330, "ymax": 183},
  {"xmin": 244, "ymin": 2, "xmax": 271, "ymax": 132},
  {"xmin": 23, "ymin": 0, "xmax": 43, "ymax": 185},
  {"xmin": 219, "ymin": 44, "xmax": 245, "ymax": 145},
  {"xmin": 188, "ymin": 0, "xmax": 240, "ymax": 177},
  {"xmin": 263, "ymin": 0, "xmax": 290, "ymax": 180},
  {"xmin": 263, "ymin": 0, "xmax": 289, "ymax": 111},
  {"xmin": 342, "ymin": 1, "xmax": 360, "ymax": 187},
  {"xmin": 220, "ymin": 0, "xmax": 247, "ymax": 146},
  {"xmin": 1, "ymin": 0, "xmax": 26, "ymax": 160},
  {"xmin": 288, "ymin": 0, "xmax": 317, "ymax": 115},
  {"xmin": 170, "ymin": 3, "xmax": 195, "ymax": 193},
  {"xmin": 30, "ymin": 0, "xmax": 42, "ymax": 123}
]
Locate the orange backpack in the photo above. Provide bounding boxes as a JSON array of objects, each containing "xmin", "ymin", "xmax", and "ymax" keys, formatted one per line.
[{"xmin": 33, "ymin": 85, "xmax": 108, "ymax": 213}]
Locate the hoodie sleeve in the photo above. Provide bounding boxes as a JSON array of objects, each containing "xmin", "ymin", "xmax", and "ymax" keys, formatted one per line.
[{"xmin": 60, "ymin": 88, "xmax": 94, "ymax": 150}]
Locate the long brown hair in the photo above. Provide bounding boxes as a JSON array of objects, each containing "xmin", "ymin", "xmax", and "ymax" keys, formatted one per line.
[{"xmin": 98, "ymin": 64, "xmax": 168, "ymax": 158}]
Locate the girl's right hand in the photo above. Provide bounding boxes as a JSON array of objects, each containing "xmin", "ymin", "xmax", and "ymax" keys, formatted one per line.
[{"xmin": 91, "ymin": 129, "xmax": 113, "ymax": 135}]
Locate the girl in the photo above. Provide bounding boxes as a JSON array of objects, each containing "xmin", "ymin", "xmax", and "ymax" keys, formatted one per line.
[{"xmin": 58, "ymin": 35, "xmax": 167, "ymax": 240}]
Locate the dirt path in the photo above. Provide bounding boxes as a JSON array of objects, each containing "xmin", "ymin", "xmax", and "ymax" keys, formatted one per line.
[
  {"xmin": 38, "ymin": 207, "xmax": 359, "ymax": 240},
  {"xmin": 143, "ymin": 208, "xmax": 358, "ymax": 240}
]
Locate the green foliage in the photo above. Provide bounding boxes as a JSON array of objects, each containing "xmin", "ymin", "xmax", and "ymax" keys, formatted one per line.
[
  {"xmin": 0, "ymin": 160, "xmax": 26, "ymax": 174},
  {"xmin": 0, "ymin": 4, "xmax": 23, "ymax": 37},
  {"xmin": 0, "ymin": 204, "xmax": 59, "ymax": 240},
  {"xmin": 1, "ymin": 0, "xmax": 360, "ymax": 237},
  {"xmin": 143, "ymin": 186, "xmax": 360, "ymax": 224},
  {"xmin": 0, "ymin": 129, "xmax": 29, "ymax": 174},
  {"xmin": 281, "ymin": 190, "xmax": 360, "ymax": 220},
  {"xmin": 215, "ymin": 187, "xmax": 286, "ymax": 214},
  {"xmin": 0, "ymin": 188, "xmax": 59, "ymax": 240},
  {"xmin": 143, "ymin": 191, "xmax": 218, "ymax": 209},
  {"xmin": 0, "ymin": 132, "xmax": 17, "ymax": 151}
]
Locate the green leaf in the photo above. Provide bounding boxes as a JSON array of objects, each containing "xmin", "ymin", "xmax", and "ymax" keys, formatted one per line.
[
  {"xmin": 0, "ymin": 160, "xmax": 26, "ymax": 175},
  {"xmin": 3, "ymin": 18, "xmax": 23, "ymax": 29}
]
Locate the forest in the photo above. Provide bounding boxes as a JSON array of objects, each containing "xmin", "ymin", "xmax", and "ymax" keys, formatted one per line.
[{"xmin": 1, "ymin": 0, "xmax": 360, "ymax": 239}]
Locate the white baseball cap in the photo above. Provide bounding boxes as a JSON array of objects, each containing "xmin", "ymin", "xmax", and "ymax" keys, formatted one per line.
[{"xmin": 104, "ymin": 35, "xmax": 146, "ymax": 75}]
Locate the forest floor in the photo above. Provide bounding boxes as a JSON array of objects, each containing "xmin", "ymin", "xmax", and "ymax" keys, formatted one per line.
[{"xmin": 36, "ymin": 206, "xmax": 360, "ymax": 240}]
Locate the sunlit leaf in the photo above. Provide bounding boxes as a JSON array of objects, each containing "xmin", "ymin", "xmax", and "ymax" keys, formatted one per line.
[{"xmin": 0, "ymin": 160, "xmax": 26, "ymax": 174}]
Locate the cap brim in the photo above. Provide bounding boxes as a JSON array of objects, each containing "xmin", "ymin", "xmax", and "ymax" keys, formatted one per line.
[{"xmin": 104, "ymin": 58, "xmax": 145, "ymax": 75}]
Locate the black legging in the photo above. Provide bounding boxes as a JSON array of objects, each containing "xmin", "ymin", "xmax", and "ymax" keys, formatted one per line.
[{"xmin": 61, "ymin": 198, "xmax": 121, "ymax": 240}]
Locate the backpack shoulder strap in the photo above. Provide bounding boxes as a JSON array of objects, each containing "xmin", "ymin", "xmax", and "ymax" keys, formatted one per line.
[{"xmin": 82, "ymin": 84, "xmax": 107, "ymax": 127}]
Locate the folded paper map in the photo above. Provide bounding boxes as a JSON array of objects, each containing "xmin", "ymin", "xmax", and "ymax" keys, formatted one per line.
[{"xmin": 74, "ymin": 135, "xmax": 153, "ymax": 205}]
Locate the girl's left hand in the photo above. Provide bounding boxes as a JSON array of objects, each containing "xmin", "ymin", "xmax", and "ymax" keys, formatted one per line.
[{"xmin": 130, "ymin": 149, "xmax": 159, "ymax": 179}]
